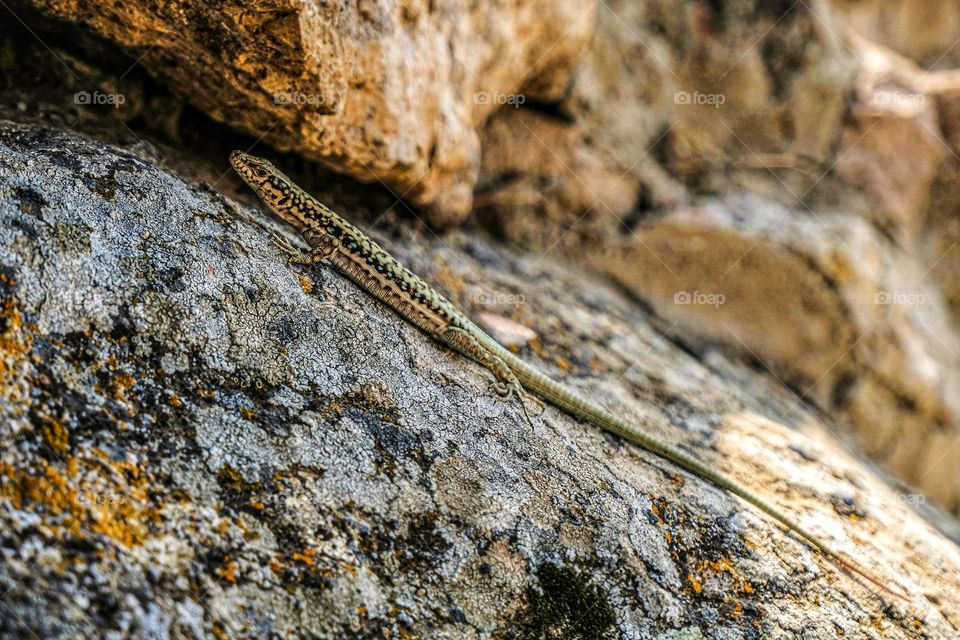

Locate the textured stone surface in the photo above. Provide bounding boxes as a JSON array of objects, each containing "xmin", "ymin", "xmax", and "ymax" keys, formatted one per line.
[
  {"xmin": 14, "ymin": 0, "xmax": 594, "ymax": 226},
  {"xmin": 2, "ymin": 121, "xmax": 959, "ymax": 638},
  {"xmin": 590, "ymin": 196, "xmax": 960, "ymax": 515},
  {"xmin": 476, "ymin": 1, "xmax": 960, "ymax": 517},
  {"xmin": 833, "ymin": 0, "xmax": 960, "ymax": 70},
  {"xmin": 834, "ymin": 37, "xmax": 946, "ymax": 239}
]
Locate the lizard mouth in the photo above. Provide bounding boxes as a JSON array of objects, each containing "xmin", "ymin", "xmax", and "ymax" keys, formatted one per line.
[
  {"xmin": 229, "ymin": 150, "xmax": 273, "ymax": 188},
  {"xmin": 229, "ymin": 150, "xmax": 253, "ymax": 179}
]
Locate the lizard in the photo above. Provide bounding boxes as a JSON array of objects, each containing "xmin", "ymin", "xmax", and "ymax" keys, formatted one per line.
[{"xmin": 228, "ymin": 150, "xmax": 908, "ymax": 602}]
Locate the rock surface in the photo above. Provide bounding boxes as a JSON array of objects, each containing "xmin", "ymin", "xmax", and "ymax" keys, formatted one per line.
[
  {"xmin": 9, "ymin": 0, "xmax": 960, "ymax": 517},
  {"xmin": 1, "ymin": 120, "xmax": 959, "ymax": 638},
  {"xmin": 833, "ymin": 0, "xmax": 960, "ymax": 70},
  {"xmin": 476, "ymin": 3, "xmax": 960, "ymax": 516},
  {"xmin": 14, "ymin": 0, "xmax": 593, "ymax": 226}
]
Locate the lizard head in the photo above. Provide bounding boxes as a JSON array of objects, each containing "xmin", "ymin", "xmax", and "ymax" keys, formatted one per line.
[
  {"xmin": 229, "ymin": 150, "xmax": 276, "ymax": 187},
  {"xmin": 230, "ymin": 151, "xmax": 309, "ymax": 228}
]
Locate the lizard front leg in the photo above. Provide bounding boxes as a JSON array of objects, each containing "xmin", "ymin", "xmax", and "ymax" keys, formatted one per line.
[{"xmin": 286, "ymin": 233, "xmax": 339, "ymax": 266}]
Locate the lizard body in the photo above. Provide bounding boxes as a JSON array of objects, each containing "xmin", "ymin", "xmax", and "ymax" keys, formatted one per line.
[{"xmin": 229, "ymin": 150, "xmax": 907, "ymax": 601}]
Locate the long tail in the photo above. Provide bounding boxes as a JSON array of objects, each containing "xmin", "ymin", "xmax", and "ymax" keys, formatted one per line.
[{"xmin": 473, "ymin": 328, "xmax": 908, "ymax": 601}]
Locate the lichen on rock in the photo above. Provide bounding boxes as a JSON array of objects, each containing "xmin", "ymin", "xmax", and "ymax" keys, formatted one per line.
[{"xmin": 1, "ymin": 119, "xmax": 959, "ymax": 638}]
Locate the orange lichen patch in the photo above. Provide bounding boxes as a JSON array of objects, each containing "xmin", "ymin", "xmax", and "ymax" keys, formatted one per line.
[
  {"xmin": 39, "ymin": 415, "xmax": 71, "ymax": 457},
  {"xmin": 217, "ymin": 557, "xmax": 238, "ymax": 584},
  {"xmin": 527, "ymin": 337, "xmax": 546, "ymax": 359},
  {"xmin": 729, "ymin": 600, "xmax": 744, "ymax": 618},
  {"xmin": 217, "ymin": 465, "xmax": 262, "ymax": 493},
  {"xmin": 211, "ymin": 622, "xmax": 229, "ymax": 640},
  {"xmin": 291, "ymin": 550, "xmax": 316, "ymax": 567},
  {"xmin": 318, "ymin": 400, "xmax": 344, "ymax": 421},
  {"xmin": 686, "ymin": 558, "xmax": 754, "ymax": 599},
  {"xmin": 0, "ymin": 284, "xmax": 35, "ymax": 395},
  {"xmin": 649, "ymin": 501, "xmax": 667, "ymax": 526},
  {"xmin": 708, "ymin": 558, "xmax": 733, "ymax": 573},
  {"xmin": 0, "ymin": 458, "xmax": 157, "ymax": 548},
  {"xmin": 110, "ymin": 372, "xmax": 137, "ymax": 402},
  {"xmin": 239, "ymin": 408, "xmax": 254, "ymax": 420},
  {"xmin": 297, "ymin": 274, "xmax": 314, "ymax": 294},
  {"xmin": 554, "ymin": 356, "xmax": 571, "ymax": 371},
  {"xmin": 169, "ymin": 394, "xmax": 182, "ymax": 407},
  {"xmin": 269, "ymin": 558, "xmax": 284, "ymax": 575}
]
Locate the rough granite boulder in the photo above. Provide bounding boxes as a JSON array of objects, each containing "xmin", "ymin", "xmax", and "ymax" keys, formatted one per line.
[{"xmin": 1, "ymin": 121, "xmax": 959, "ymax": 638}]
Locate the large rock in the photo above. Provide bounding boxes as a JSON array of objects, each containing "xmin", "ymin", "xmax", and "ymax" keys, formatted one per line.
[
  {"xmin": 2, "ymin": 120, "xmax": 958, "ymax": 637},
  {"xmin": 14, "ymin": 0, "xmax": 594, "ymax": 226},
  {"xmin": 476, "ymin": 1, "xmax": 960, "ymax": 517},
  {"xmin": 833, "ymin": 0, "xmax": 960, "ymax": 70}
]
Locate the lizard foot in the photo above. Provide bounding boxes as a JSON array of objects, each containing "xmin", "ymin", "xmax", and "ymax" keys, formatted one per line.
[
  {"xmin": 492, "ymin": 380, "xmax": 523, "ymax": 403},
  {"xmin": 271, "ymin": 232, "xmax": 301, "ymax": 258}
]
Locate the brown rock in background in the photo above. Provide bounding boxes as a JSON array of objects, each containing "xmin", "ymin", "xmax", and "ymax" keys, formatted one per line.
[
  {"xmin": 477, "ymin": 1, "xmax": 960, "ymax": 515},
  {"xmin": 15, "ymin": 0, "xmax": 595, "ymax": 226},
  {"xmin": 834, "ymin": 37, "xmax": 945, "ymax": 239},
  {"xmin": 833, "ymin": 0, "xmax": 960, "ymax": 70}
]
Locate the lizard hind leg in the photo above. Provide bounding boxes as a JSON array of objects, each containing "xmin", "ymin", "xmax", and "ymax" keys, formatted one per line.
[
  {"xmin": 439, "ymin": 326, "xmax": 521, "ymax": 398},
  {"xmin": 439, "ymin": 326, "xmax": 534, "ymax": 427}
]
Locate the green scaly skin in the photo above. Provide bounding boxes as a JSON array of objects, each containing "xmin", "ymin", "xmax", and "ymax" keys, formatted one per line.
[{"xmin": 229, "ymin": 150, "xmax": 907, "ymax": 602}]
